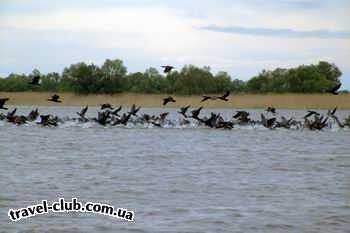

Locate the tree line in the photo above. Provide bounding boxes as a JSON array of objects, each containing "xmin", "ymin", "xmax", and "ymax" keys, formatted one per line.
[{"xmin": 0, "ymin": 59, "xmax": 345, "ymax": 94}]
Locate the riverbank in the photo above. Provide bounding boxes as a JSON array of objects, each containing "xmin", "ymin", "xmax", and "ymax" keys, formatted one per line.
[{"xmin": 1, "ymin": 92, "xmax": 349, "ymax": 109}]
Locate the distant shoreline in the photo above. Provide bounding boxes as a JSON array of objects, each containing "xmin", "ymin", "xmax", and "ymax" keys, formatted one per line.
[{"xmin": 1, "ymin": 92, "xmax": 349, "ymax": 109}]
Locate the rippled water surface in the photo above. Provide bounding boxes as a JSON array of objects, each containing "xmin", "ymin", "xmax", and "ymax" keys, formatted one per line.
[{"xmin": 1, "ymin": 107, "xmax": 350, "ymax": 233}]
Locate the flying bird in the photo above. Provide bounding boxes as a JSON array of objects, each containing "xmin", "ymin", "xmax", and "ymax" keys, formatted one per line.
[
  {"xmin": 29, "ymin": 75, "xmax": 40, "ymax": 85},
  {"xmin": 0, "ymin": 98, "xmax": 10, "ymax": 110},
  {"xmin": 48, "ymin": 94, "xmax": 62, "ymax": 103},
  {"xmin": 191, "ymin": 106, "xmax": 203, "ymax": 120},
  {"xmin": 163, "ymin": 96, "xmax": 176, "ymax": 106},
  {"xmin": 159, "ymin": 112, "xmax": 169, "ymax": 120},
  {"xmin": 327, "ymin": 107, "xmax": 338, "ymax": 116},
  {"xmin": 161, "ymin": 65, "xmax": 174, "ymax": 73},
  {"xmin": 101, "ymin": 103, "xmax": 113, "ymax": 110},
  {"xmin": 111, "ymin": 106, "xmax": 122, "ymax": 116},
  {"xmin": 201, "ymin": 96, "xmax": 215, "ymax": 102},
  {"xmin": 217, "ymin": 91, "xmax": 230, "ymax": 101},
  {"xmin": 304, "ymin": 110, "xmax": 320, "ymax": 119},
  {"xmin": 7, "ymin": 108, "xmax": 17, "ymax": 117},
  {"xmin": 261, "ymin": 113, "xmax": 276, "ymax": 129},
  {"xmin": 233, "ymin": 111, "xmax": 250, "ymax": 119},
  {"xmin": 178, "ymin": 105, "xmax": 190, "ymax": 118},
  {"xmin": 76, "ymin": 106, "xmax": 88, "ymax": 119},
  {"xmin": 327, "ymin": 82, "xmax": 342, "ymax": 95},
  {"xmin": 266, "ymin": 107, "xmax": 276, "ymax": 114},
  {"xmin": 129, "ymin": 104, "xmax": 141, "ymax": 116}
]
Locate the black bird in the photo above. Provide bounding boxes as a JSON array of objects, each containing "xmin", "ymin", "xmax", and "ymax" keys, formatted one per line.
[
  {"xmin": 119, "ymin": 112, "xmax": 132, "ymax": 125},
  {"xmin": 328, "ymin": 107, "xmax": 337, "ymax": 116},
  {"xmin": 191, "ymin": 107, "xmax": 203, "ymax": 120},
  {"xmin": 39, "ymin": 115, "xmax": 50, "ymax": 125},
  {"xmin": 201, "ymin": 112, "xmax": 219, "ymax": 128},
  {"xmin": 0, "ymin": 98, "xmax": 9, "ymax": 110},
  {"xmin": 266, "ymin": 106, "xmax": 276, "ymax": 114},
  {"xmin": 76, "ymin": 106, "xmax": 88, "ymax": 119},
  {"xmin": 233, "ymin": 111, "xmax": 250, "ymax": 119},
  {"xmin": 178, "ymin": 105, "xmax": 190, "ymax": 118},
  {"xmin": 159, "ymin": 112, "xmax": 169, "ymax": 121},
  {"xmin": 27, "ymin": 108, "xmax": 39, "ymax": 121},
  {"xmin": 304, "ymin": 110, "xmax": 320, "ymax": 118},
  {"xmin": 29, "ymin": 75, "xmax": 40, "ymax": 85},
  {"xmin": 38, "ymin": 115, "xmax": 58, "ymax": 126},
  {"xmin": 201, "ymin": 96, "xmax": 216, "ymax": 102},
  {"xmin": 161, "ymin": 65, "xmax": 174, "ymax": 73},
  {"xmin": 101, "ymin": 103, "xmax": 113, "ymax": 110},
  {"xmin": 163, "ymin": 96, "xmax": 176, "ymax": 106},
  {"xmin": 111, "ymin": 106, "xmax": 122, "ymax": 116},
  {"xmin": 129, "ymin": 104, "xmax": 141, "ymax": 116},
  {"xmin": 327, "ymin": 82, "xmax": 342, "ymax": 95},
  {"xmin": 7, "ymin": 108, "xmax": 17, "ymax": 117},
  {"xmin": 217, "ymin": 91, "xmax": 230, "ymax": 101},
  {"xmin": 261, "ymin": 113, "xmax": 276, "ymax": 129},
  {"xmin": 95, "ymin": 111, "xmax": 111, "ymax": 126},
  {"xmin": 48, "ymin": 94, "xmax": 62, "ymax": 103}
]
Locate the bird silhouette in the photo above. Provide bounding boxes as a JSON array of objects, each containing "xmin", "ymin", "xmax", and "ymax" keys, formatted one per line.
[
  {"xmin": 129, "ymin": 104, "xmax": 141, "ymax": 116},
  {"xmin": 178, "ymin": 105, "xmax": 190, "ymax": 118},
  {"xmin": 95, "ymin": 111, "xmax": 111, "ymax": 126},
  {"xmin": 266, "ymin": 106, "xmax": 276, "ymax": 114},
  {"xmin": 261, "ymin": 113, "xmax": 276, "ymax": 129},
  {"xmin": 161, "ymin": 65, "xmax": 174, "ymax": 73},
  {"xmin": 101, "ymin": 103, "xmax": 113, "ymax": 110},
  {"xmin": 7, "ymin": 108, "xmax": 17, "ymax": 117},
  {"xmin": 201, "ymin": 96, "xmax": 215, "ymax": 102},
  {"xmin": 191, "ymin": 107, "xmax": 203, "ymax": 120},
  {"xmin": 48, "ymin": 94, "xmax": 62, "ymax": 103},
  {"xmin": 233, "ymin": 111, "xmax": 249, "ymax": 119},
  {"xmin": 304, "ymin": 110, "xmax": 320, "ymax": 119},
  {"xmin": 217, "ymin": 91, "xmax": 230, "ymax": 101},
  {"xmin": 327, "ymin": 82, "xmax": 342, "ymax": 95},
  {"xmin": 111, "ymin": 106, "xmax": 122, "ymax": 116},
  {"xmin": 0, "ymin": 98, "xmax": 9, "ymax": 110},
  {"xmin": 27, "ymin": 108, "xmax": 39, "ymax": 121},
  {"xmin": 76, "ymin": 106, "xmax": 88, "ymax": 119},
  {"xmin": 163, "ymin": 96, "xmax": 176, "ymax": 106}
]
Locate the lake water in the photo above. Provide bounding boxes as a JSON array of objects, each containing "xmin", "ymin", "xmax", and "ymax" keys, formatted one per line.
[{"xmin": 1, "ymin": 107, "xmax": 350, "ymax": 233}]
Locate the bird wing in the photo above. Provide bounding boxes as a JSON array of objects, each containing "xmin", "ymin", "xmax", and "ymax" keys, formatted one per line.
[
  {"xmin": 81, "ymin": 106, "xmax": 88, "ymax": 115},
  {"xmin": 221, "ymin": 91, "xmax": 230, "ymax": 98},
  {"xmin": 0, "ymin": 98, "xmax": 9, "ymax": 103},
  {"xmin": 330, "ymin": 83, "xmax": 342, "ymax": 92},
  {"xmin": 331, "ymin": 107, "xmax": 337, "ymax": 115},
  {"xmin": 201, "ymin": 96, "xmax": 211, "ymax": 102}
]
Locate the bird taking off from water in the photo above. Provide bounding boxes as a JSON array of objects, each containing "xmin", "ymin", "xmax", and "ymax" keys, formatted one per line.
[
  {"xmin": 178, "ymin": 105, "xmax": 190, "ymax": 118},
  {"xmin": 47, "ymin": 94, "xmax": 62, "ymax": 103},
  {"xmin": 0, "ymin": 98, "xmax": 10, "ymax": 110},
  {"xmin": 161, "ymin": 65, "xmax": 174, "ymax": 73},
  {"xmin": 77, "ymin": 105, "xmax": 88, "ymax": 118},
  {"xmin": 163, "ymin": 96, "xmax": 176, "ymax": 106},
  {"xmin": 266, "ymin": 106, "xmax": 276, "ymax": 115},
  {"xmin": 29, "ymin": 75, "xmax": 41, "ymax": 85},
  {"xmin": 101, "ymin": 103, "xmax": 113, "ymax": 110}
]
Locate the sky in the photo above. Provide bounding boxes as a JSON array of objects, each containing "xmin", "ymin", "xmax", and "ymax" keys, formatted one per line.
[{"xmin": 0, "ymin": 0, "xmax": 349, "ymax": 88}]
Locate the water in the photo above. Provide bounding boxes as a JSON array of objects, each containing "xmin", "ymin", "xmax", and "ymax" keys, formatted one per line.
[{"xmin": 1, "ymin": 107, "xmax": 350, "ymax": 233}]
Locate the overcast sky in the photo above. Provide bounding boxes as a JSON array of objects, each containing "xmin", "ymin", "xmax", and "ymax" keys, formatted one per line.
[{"xmin": 0, "ymin": 0, "xmax": 349, "ymax": 88}]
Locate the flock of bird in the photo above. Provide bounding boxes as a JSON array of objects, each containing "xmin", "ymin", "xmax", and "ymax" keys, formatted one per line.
[{"xmin": 0, "ymin": 66, "xmax": 348, "ymax": 130}]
